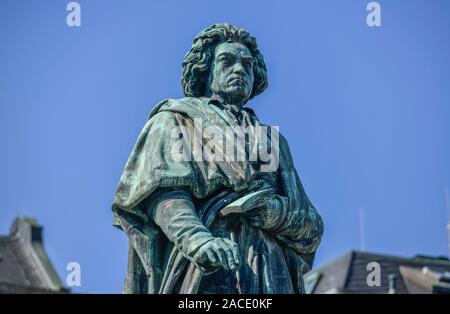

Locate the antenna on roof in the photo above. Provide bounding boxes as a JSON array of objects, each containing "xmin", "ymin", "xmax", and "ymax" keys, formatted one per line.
[
  {"xmin": 359, "ymin": 207, "xmax": 366, "ymax": 251},
  {"xmin": 445, "ymin": 185, "xmax": 450, "ymax": 258}
]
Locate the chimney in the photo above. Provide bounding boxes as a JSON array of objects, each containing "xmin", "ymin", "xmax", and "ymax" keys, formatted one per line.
[
  {"xmin": 10, "ymin": 216, "xmax": 43, "ymax": 244},
  {"xmin": 388, "ymin": 274, "xmax": 397, "ymax": 294}
]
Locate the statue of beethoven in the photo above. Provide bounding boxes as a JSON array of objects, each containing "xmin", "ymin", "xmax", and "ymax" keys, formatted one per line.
[{"xmin": 112, "ymin": 23, "xmax": 323, "ymax": 294}]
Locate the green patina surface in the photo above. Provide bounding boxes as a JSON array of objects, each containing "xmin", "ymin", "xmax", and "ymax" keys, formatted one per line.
[{"xmin": 112, "ymin": 24, "xmax": 323, "ymax": 294}]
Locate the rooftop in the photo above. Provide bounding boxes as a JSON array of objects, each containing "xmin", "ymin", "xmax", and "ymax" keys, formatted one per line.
[
  {"xmin": 0, "ymin": 217, "xmax": 68, "ymax": 294},
  {"xmin": 305, "ymin": 250, "xmax": 450, "ymax": 294}
]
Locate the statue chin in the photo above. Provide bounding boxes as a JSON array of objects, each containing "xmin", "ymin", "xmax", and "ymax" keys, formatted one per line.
[{"xmin": 222, "ymin": 88, "xmax": 250, "ymax": 106}]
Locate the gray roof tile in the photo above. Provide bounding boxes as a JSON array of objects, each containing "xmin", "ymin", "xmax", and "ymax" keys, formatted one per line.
[
  {"xmin": 306, "ymin": 250, "xmax": 450, "ymax": 294},
  {"xmin": 0, "ymin": 217, "xmax": 68, "ymax": 294}
]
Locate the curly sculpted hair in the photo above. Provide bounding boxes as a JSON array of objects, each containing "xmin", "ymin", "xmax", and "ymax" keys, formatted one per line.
[{"xmin": 181, "ymin": 23, "xmax": 268, "ymax": 100}]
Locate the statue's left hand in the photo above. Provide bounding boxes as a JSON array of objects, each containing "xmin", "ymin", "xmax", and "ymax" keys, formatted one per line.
[{"xmin": 246, "ymin": 196, "xmax": 284, "ymax": 229}]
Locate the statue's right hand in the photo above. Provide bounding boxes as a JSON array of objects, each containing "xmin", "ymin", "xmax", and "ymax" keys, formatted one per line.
[{"xmin": 193, "ymin": 237, "xmax": 240, "ymax": 272}]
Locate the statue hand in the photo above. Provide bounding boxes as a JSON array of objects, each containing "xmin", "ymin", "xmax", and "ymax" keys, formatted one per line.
[
  {"xmin": 246, "ymin": 196, "xmax": 283, "ymax": 229},
  {"xmin": 193, "ymin": 237, "xmax": 240, "ymax": 272}
]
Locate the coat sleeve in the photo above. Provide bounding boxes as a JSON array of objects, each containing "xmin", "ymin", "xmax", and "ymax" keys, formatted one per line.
[
  {"xmin": 269, "ymin": 135, "xmax": 324, "ymax": 257},
  {"xmin": 145, "ymin": 189, "xmax": 216, "ymax": 271}
]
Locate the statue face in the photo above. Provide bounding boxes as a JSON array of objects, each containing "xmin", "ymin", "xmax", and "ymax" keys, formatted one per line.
[{"xmin": 207, "ymin": 42, "xmax": 255, "ymax": 105}]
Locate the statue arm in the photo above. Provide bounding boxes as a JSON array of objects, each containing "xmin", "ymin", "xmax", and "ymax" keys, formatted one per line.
[
  {"xmin": 271, "ymin": 194, "xmax": 323, "ymax": 255},
  {"xmin": 248, "ymin": 183, "xmax": 323, "ymax": 255},
  {"xmin": 146, "ymin": 189, "xmax": 240, "ymax": 272},
  {"xmin": 270, "ymin": 135, "xmax": 324, "ymax": 255},
  {"xmin": 146, "ymin": 190, "xmax": 215, "ymax": 264}
]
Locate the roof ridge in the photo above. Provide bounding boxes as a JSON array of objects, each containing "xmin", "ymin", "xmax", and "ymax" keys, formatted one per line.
[{"xmin": 352, "ymin": 250, "xmax": 450, "ymax": 266}]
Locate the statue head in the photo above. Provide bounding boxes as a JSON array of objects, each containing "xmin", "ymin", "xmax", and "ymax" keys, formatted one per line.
[{"xmin": 182, "ymin": 23, "xmax": 268, "ymax": 107}]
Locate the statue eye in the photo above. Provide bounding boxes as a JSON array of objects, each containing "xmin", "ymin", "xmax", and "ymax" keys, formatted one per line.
[
  {"xmin": 221, "ymin": 58, "xmax": 232, "ymax": 66},
  {"xmin": 219, "ymin": 56, "xmax": 234, "ymax": 66},
  {"xmin": 243, "ymin": 60, "xmax": 253, "ymax": 68}
]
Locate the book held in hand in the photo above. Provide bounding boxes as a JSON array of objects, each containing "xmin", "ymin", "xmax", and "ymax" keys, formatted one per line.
[{"xmin": 219, "ymin": 189, "xmax": 274, "ymax": 217}]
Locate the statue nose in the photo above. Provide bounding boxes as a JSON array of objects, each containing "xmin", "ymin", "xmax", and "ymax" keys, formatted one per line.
[{"xmin": 232, "ymin": 63, "xmax": 246, "ymax": 74}]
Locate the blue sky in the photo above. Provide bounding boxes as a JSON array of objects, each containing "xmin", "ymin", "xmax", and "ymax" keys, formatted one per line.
[{"xmin": 1, "ymin": 0, "xmax": 449, "ymax": 293}]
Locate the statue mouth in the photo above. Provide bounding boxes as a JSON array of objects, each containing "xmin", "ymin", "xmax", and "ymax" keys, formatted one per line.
[{"xmin": 228, "ymin": 76, "xmax": 246, "ymax": 86}]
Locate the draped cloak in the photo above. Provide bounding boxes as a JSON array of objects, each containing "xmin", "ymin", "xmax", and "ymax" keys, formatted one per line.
[{"xmin": 112, "ymin": 97, "xmax": 323, "ymax": 294}]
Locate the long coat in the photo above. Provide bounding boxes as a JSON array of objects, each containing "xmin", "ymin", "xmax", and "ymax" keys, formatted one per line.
[{"xmin": 112, "ymin": 97, "xmax": 323, "ymax": 293}]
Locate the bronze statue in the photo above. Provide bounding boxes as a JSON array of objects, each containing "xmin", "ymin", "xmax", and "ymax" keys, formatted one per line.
[{"xmin": 112, "ymin": 23, "xmax": 323, "ymax": 294}]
